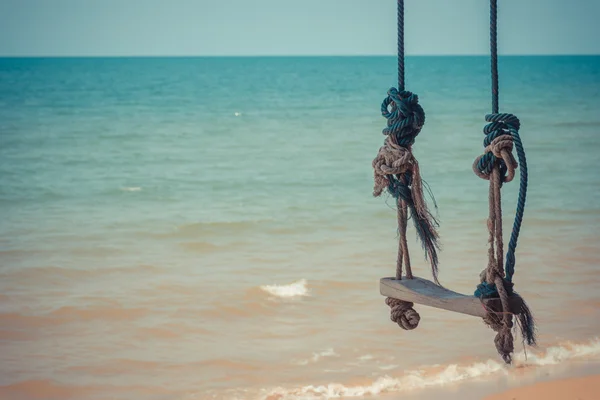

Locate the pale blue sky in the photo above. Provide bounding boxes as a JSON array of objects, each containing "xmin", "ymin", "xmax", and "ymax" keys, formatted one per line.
[{"xmin": 1, "ymin": 0, "xmax": 599, "ymax": 56}]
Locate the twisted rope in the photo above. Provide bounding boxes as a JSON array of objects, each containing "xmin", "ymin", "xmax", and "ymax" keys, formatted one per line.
[
  {"xmin": 490, "ymin": 0, "xmax": 499, "ymax": 114},
  {"xmin": 505, "ymin": 123, "xmax": 528, "ymax": 282},
  {"xmin": 374, "ymin": 90, "xmax": 440, "ymax": 284},
  {"xmin": 397, "ymin": 0, "xmax": 404, "ymax": 91},
  {"xmin": 386, "ymin": 297, "xmax": 419, "ymax": 330},
  {"xmin": 374, "ymin": 0, "xmax": 440, "ymax": 331},
  {"xmin": 473, "ymin": 0, "xmax": 536, "ymax": 363}
]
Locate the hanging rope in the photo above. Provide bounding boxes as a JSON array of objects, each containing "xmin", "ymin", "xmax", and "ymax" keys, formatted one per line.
[
  {"xmin": 397, "ymin": 0, "xmax": 404, "ymax": 91},
  {"xmin": 373, "ymin": 0, "xmax": 440, "ymax": 331},
  {"xmin": 473, "ymin": 0, "xmax": 536, "ymax": 364}
]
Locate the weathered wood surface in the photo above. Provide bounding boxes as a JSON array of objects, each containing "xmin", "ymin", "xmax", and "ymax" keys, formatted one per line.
[{"xmin": 380, "ymin": 276, "xmax": 523, "ymax": 318}]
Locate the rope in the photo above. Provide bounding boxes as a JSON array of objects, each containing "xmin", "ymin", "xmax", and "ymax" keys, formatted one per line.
[
  {"xmin": 505, "ymin": 124, "xmax": 528, "ymax": 282},
  {"xmin": 472, "ymin": 0, "xmax": 536, "ymax": 364},
  {"xmin": 386, "ymin": 297, "xmax": 420, "ymax": 330},
  {"xmin": 490, "ymin": 0, "xmax": 499, "ymax": 114},
  {"xmin": 397, "ymin": 0, "xmax": 404, "ymax": 91},
  {"xmin": 373, "ymin": 0, "xmax": 440, "ymax": 331}
]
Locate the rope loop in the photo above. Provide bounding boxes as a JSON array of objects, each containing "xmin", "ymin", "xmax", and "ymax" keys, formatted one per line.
[
  {"xmin": 385, "ymin": 297, "xmax": 420, "ymax": 330},
  {"xmin": 473, "ymin": 113, "xmax": 520, "ymax": 182},
  {"xmin": 381, "ymin": 88, "xmax": 425, "ymax": 147}
]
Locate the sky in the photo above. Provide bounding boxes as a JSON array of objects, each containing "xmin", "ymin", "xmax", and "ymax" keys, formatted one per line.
[{"xmin": 0, "ymin": 0, "xmax": 599, "ymax": 57}]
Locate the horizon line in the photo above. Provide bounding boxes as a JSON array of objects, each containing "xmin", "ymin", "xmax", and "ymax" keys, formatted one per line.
[{"xmin": 1, "ymin": 53, "xmax": 599, "ymax": 59}]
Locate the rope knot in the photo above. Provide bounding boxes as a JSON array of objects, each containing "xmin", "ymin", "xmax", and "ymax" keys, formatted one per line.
[
  {"xmin": 381, "ymin": 88, "xmax": 425, "ymax": 147},
  {"xmin": 372, "ymin": 137, "xmax": 415, "ymax": 197},
  {"xmin": 372, "ymin": 86, "xmax": 440, "ymax": 284},
  {"xmin": 475, "ymin": 271, "xmax": 514, "ymax": 299},
  {"xmin": 494, "ymin": 324, "xmax": 514, "ymax": 364},
  {"xmin": 385, "ymin": 297, "xmax": 420, "ymax": 330},
  {"xmin": 473, "ymin": 113, "xmax": 520, "ymax": 182},
  {"xmin": 486, "ymin": 135, "xmax": 513, "ymax": 158}
]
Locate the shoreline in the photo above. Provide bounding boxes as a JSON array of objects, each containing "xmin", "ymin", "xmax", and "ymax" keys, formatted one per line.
[{"xmin": 384, "ymin": 357, "xmax": 600, "ymax": 400}]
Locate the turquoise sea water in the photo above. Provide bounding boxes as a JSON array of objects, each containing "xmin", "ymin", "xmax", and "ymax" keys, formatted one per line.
[{"xmin": 1, "ymin": 56, "xmax": 599, "ymax": 399}]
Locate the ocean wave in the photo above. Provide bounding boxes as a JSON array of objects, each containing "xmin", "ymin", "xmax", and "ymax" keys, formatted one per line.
[
  {"xmin": 260, "ymin": 279, "xmax": 310, "ymax": 299},
  {"xmin": 0, "ymin": 264, "xmax": 162, "ymax": 283},
  {"xmin": 260, "ymin": 338, "xmax": 600, "ymax": 400},
  {"xmin": 180, "ymin": 241, "xmax": 221, "ymax": 252},
  {"xmin": 261, "ymin": 361, "xmax": 504, "ymax": 400},
  {"xmin": 153, "ymin": 220, "xmax": 274, "ymax": 239},
  {"xmin": 292, "ymin": 349, "xmax": 338, "ymax": 366},
  {"xmin": 0, "ymin": 304, "xmax": 150, "ymax": 329},
  {"xmin": 514, "ymin": 337, "xmax": 600, "ymax": 366},
  {"xmin": 120, "ymin": 186, "xmax": 142, "ymax": 192}
]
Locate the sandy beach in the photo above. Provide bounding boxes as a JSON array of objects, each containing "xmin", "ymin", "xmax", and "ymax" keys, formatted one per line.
[{"xmin": 485, "ymin": 374, "xmax": 600, "ymax": 400}]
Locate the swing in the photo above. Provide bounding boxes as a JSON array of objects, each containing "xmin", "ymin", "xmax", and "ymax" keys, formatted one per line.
[{"xmin": 373, "ymin": 0, "xmax": 536, "ymax": 364}]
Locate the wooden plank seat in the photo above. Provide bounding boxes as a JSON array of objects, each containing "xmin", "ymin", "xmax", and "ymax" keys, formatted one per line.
[{"xmin": 380, "ymin": 276, "xmax": 524, "ymax": 318}]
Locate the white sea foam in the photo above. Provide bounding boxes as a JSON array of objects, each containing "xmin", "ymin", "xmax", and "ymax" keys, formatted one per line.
[
  {"xmin": 263, "ymin": 360, "xmax": 505, "ymax": 399},
  {"xmin": 261, "ymin": 338, "xmax": 600, "ymax": 400},
  {"xmin": 293, "ymin": 349, "xmax": 339, "ymax": 366},
  {"xmin": 260, "ymin": 279, "xmax": 309, "ymax": 298},
  {"xmin": 515, "ymin": 337, "xmax": 600, "ymax": 366},
  {"xmin": 121, "ymin": 186, "xmax": 142, "ymax": 192}
]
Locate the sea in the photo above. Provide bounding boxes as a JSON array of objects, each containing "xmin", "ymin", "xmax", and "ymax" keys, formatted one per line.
[{"xmin": 1, "ymin": 56, "xmax": 599, "ymax": 400}]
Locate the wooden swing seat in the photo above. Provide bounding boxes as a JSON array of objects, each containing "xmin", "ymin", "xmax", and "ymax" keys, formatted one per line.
[{"xmin": 380, "ymin": 276, "xmax": 524, "ymax": 318}]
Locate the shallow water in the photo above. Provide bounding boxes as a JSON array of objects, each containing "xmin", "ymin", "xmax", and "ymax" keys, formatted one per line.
[{"xmin": 1, "ymin": 56, "xmax": 599, "ymax": 399}]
